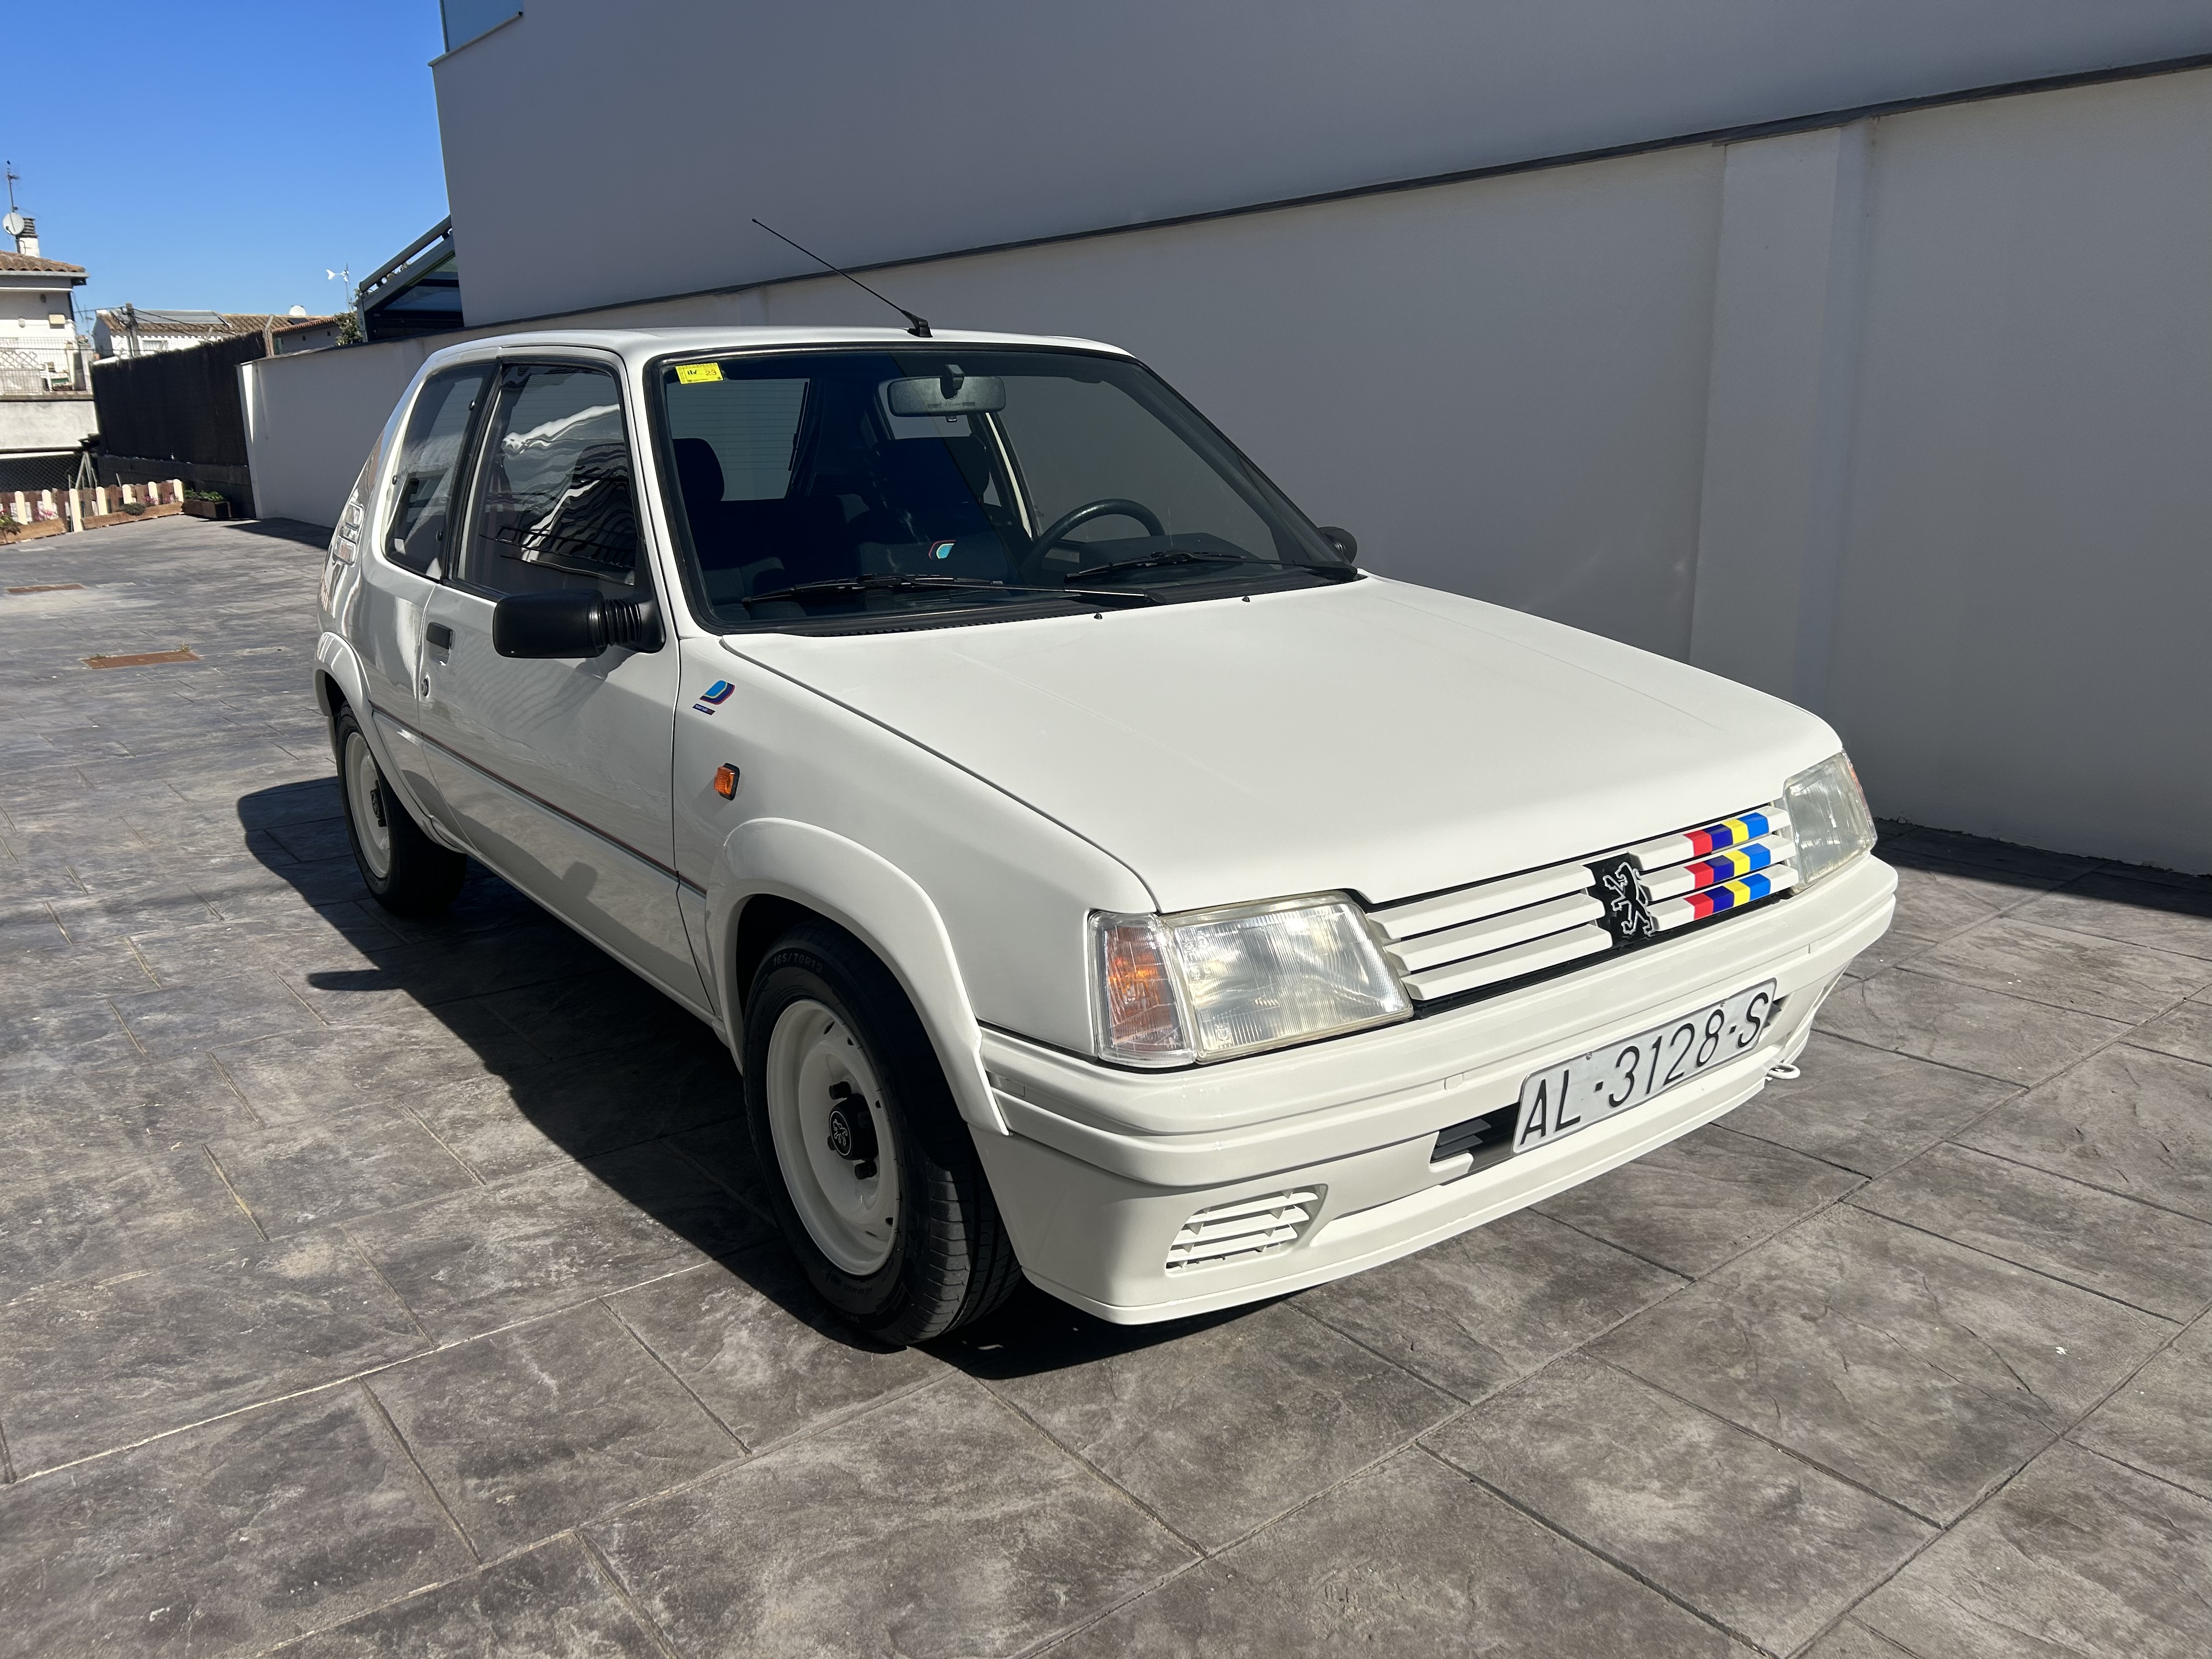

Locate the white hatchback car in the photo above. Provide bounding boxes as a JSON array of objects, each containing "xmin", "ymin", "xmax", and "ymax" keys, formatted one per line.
[{"xmin": 317, "ymin": 326, "xmax": 1893, "ymax": 1342}]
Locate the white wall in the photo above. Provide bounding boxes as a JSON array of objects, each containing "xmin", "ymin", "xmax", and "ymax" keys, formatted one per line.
[
  {"xmin": 238, "ymin": 336, "xmax": 441, "ymax": 524},
  {"xmin": 251, "ymin": 65, "xmax": 2212, "ymax": 868},
  {"xmin": 1821, "ymin": 71, "xmax": 2212, "ymax": 871},
  {"xmin": 0, "ymin": 397, "xmax": 98, "ymax": 450},
  {"xmin": 431, "ymin": 0, "xmax": 2212, "ymax": 328}
]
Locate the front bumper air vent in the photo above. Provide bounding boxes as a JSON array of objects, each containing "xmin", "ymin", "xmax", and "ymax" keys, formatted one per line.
[{"xmin": 1164, "ymin": 1188, "xmax": 1324, "ymax": 1273}]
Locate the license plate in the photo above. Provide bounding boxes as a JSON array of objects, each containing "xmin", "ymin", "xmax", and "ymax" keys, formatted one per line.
[{"xmin": 1513, "ymin": 981, "xmax": 1779, "ymax": 1154}]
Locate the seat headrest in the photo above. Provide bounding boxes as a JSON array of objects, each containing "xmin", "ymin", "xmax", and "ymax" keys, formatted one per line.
[{"xmin": 672, "ymin": 438, "xmax": 724, "ymax": 510}]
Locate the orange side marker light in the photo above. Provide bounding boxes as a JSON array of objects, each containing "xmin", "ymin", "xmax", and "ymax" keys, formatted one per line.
[{"xmin": 712, "ymin": 764, "xmax": 740, "ymax": 799}]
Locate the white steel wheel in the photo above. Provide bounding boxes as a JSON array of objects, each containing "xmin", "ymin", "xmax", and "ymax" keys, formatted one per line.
[
  {"xmin": 343, "ymin": 727, "xmax": 393, "ymax": 882},
  {"xmin": 763, "ymin": 997, "xmax": 900, "ymax": 1276}
]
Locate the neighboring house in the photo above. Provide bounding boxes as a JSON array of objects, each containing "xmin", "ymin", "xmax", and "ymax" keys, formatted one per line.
[
  {"xmin": 92, "ymin": 308, "xmax": 337, "ymax": 360},
  {"xmin": 270, "ymin": 312, "xmax": 346, "ymax": 354},
  {"xmin": 0, "ymin": 213, "xmax": 97, "ymax": 453}
]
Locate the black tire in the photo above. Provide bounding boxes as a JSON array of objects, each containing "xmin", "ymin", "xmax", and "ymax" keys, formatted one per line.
[
  {"xmin": 332, "ymin": 705, "xmax": 467, "ymax": 917},
  {"xmin": 744, "ymin": 920, "xmax": 1020, "ymax": 1344}
]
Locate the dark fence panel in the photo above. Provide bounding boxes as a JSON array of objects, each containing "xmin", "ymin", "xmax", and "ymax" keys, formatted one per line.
[{"xmin": 90, "ymin": 332, "xmax": 268, "ymax": 467}]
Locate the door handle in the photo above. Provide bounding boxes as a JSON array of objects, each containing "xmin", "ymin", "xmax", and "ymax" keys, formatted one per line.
[{"xmin": 425, "ymin": 623, "xmax": 453, "ymax": 648}]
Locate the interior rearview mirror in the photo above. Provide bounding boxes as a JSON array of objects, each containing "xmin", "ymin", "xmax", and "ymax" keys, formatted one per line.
[{"xmin": 885, "ymin": 374, "xmax": 1006, "ymax": 416}]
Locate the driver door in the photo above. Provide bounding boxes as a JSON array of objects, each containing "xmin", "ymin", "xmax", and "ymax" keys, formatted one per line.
[{"xmin": 414, "ymin": 358, "xmax": 704, "ymax": 1008}]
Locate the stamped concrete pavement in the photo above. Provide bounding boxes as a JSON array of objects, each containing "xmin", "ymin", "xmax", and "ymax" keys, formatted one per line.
[{"xmin": 4, "ymin": 516, "xmax": 2211, "ymax": 1657}]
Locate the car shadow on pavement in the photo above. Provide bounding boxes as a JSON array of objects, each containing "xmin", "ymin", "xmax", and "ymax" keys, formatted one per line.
[
  {"xmin": 233, "ymin": 777, "xmax": 902, "ymax": 1351},
  {"xmin": 225, "ymin": 517, "xmax": 334, "ymax": 546},
  {"xmin": 235, "ymin": 776, "xmax": 1261, "ymax": 1370}
]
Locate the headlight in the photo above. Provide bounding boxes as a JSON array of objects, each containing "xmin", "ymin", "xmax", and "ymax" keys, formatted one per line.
[
  {"xmin": 1091, "ymin": 894, "xmax": 1410, "ymax": 1067},
  {"xmin": 1784, "ymin": 752, "xmax": 1876, "ymax": 889}
]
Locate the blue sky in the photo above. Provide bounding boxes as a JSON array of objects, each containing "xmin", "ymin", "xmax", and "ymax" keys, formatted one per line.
[{"xmin": 7, "ymin": 1, "xmax": 450, "ymax": 324}]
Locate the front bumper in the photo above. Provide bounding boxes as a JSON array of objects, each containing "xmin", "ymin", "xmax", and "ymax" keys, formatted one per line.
[{"xmin": 972, "ymin": 852, "xmax": 1894, "ymax": 1323}]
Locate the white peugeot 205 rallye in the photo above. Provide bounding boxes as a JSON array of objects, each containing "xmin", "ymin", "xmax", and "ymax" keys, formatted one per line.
[{"xmin": 315, "ymin": 325, "xmax": 1893, "ymax": 1344}]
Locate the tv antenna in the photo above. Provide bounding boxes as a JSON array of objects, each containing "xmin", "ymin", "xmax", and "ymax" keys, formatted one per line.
[
  {"xmin": 752, "ymin": 219, "xmax": 930, "ymax": 337},
  {"xmin": 3, "ymin": 162, "xmax": 20, "ymax": 240}
]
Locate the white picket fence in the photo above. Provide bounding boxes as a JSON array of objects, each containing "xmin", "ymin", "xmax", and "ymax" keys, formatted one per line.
[{"xmin": 4, "ymin": 478, "xmax": 189, "ymax": 533}]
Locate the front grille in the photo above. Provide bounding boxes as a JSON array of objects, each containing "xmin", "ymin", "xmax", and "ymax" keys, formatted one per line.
[
  {"xmin": 1164, "ymin": 1188, "xmax": 1324, "ymax": 1273},
  {"xmin": 1369, "ymin": 804, "xmax": 1798, "ymax": 1006}
]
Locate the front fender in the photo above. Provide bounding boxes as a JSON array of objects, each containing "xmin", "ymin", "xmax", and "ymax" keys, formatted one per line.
[{"xmin": 707, "ymin": 817, "xmax": 1008, "ymax": 1136}]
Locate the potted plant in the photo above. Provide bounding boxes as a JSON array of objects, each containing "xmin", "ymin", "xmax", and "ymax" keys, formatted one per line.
[{"xmin": 180, "ymin": 490, "xmax": 233, "ymax": 521}]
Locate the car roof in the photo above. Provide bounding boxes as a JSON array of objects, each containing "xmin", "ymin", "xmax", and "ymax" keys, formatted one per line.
[{"xmin": 417, "ymin": 324, "xmax": 1137, "ymax": 375}]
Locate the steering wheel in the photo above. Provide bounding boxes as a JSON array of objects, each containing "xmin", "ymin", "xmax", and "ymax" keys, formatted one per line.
[{"xmin": 1023, "ymin": 498, "xmax": 1165, "ymax": 579}]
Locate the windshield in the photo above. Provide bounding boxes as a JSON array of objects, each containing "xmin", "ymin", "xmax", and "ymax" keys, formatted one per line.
[{"xmin": 653, "ymin": 347, "xmax": 1351, "ymax": 629}]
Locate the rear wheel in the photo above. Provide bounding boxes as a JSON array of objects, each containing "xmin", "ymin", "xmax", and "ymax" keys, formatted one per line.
[
  {"xmin": 333, "ymin": 706, "xmax": 466, "ymax": 917},
  {"xmin": 745, "ymin": 921, "xmax": 1019, "ymax": 1344}
]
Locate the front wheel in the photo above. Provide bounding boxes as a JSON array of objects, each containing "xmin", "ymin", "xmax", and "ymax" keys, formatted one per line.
[
  {"xmin": 333, "ymin": 706, "xmax": 466, "ymax": 917},
  {"xmin": 744, "ymin": 921, "xmax": 1019, "ymax": 1344}
]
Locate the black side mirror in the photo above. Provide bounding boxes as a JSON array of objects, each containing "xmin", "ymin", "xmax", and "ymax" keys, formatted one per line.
[
  {"xmin": 492, "ymin": 591, "xmax": 660, "ymax": 658},
  {"xmin": 1317, "ymin": 526, "xmax": 1358, "ymax": 560}
]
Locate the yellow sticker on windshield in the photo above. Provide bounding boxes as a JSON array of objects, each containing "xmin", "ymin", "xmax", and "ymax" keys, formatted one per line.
[{"xmin": 674, "ymin": 363, "xmax": 723, "ymax": 384}]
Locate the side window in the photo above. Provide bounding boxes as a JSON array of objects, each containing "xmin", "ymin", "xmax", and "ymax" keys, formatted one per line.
[
  {"xmin": 461, "ymin": 363, "xmax": 641, "ymax": 599},
  {"xmin": 383, "ymin": 365, "xmax": 491, "ymax": 576}
]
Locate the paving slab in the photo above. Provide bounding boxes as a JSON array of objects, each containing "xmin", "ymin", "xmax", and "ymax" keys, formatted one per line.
[
  {"xmin": 0, "ymin": 1389, "xmax": 473, "ymax": 1659},
  {"xmin": 2071, "ymin": 1314, "xmax": 2212, "ymax": 1501},
  {"xmin": 0, "ymin": 1051, "xmax": 260, "ymax": 1168},
  {"xmin": 979, "ymin": 1298, "xmax": 1458, "ymax": 1549},
  {"xmin": 1048, "ymin": 1447, "xmax": 1748, "ymax": 1658},
  {"xmin": 1294, "ymin": 1206, "xmax": 1684, "ymax": 1401},
  {"xmin": 0, "ymin": 1140, "xmax": 263, "ymax": 1299},
  {"xmin": 2129, "ymin": 994, "xmax": 2212, "ymax": 1066},
  {"xmin": 1906, "ymin": 915, "xmax": 2212, "ymax": 1023},
  {"xmin": 208, "ymin": 1103, "xmax": 479, "ymax": 1235},
  {"xmin": 0, "ymin": 1227, "xmax": 427, "ymax": 1472},
  {"xmin": 366, "ymin": 1303, "xmax": 740, "ymax": 1556},
  {"xmin": 211, "ymin": 1018, "xmax": 545, "ymax": 1124},
  {"xmin": 1851, "ymin": 1141, "xmax": 2212, "ymax": 1321},
  {"xmin": 1534, "ymin": 1121, "xmax": 1864, "ymax": 1276},
  {"xmin": 1593, "ymin": 1205, "xmax": 2171, "ymax": 1521},
  {"xmin": 404, "ymin": 1027, "xmax": 743, "ymax": 1183},
  {"xmin": 1724, "ymin": 1032, "xmax": 2019, "ymax": 1177},
  {"xmin": 1855, "ymin": 1441, "xmax": 2212, "ymax": 1659},
  {"xmin": 2015, "ymin": 870, "xmax": 2212, "ymax": 961},
  {"xmin": 1884, "ymin": 859, "xmax": 2059, "ymax": 944},
  {"xmin": 268, "ymin": 1536, "xmax": 667, "ymax": 1657},
  {"xmin": 605, "ymin": 1251, "xmax": 944, "ymax": 1451},
  {"xmin": 346, "ymin": 1141, "xmax": 770, "ymax": 1344},
  {"xmin": 1427, "ymin": 1354, "xmax": 1933, "ymax": 1655},
  {"xmin": 1815, "ymin": 968, "xmax": 2128, "ymax": 1085},
  {"xmin": 1957, "ymin": 1042, "xmax": 2212, "ymax": 1222},
  {"xmin": 589, "ymin": 1376, "xmax": 1193, "ymax": 1658},
  {"xmin": 109, "ymin": 970, "xmax": 325, "ymax": 1058}
]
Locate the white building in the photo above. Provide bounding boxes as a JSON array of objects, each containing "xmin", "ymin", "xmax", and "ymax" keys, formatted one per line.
[
  {"xmin": 0, "ymin": 213, "xmax": 94, "ymax": 453},
  {"xmin": 243, "ymin": 2, "xmax": 2212, "ymax": 870},
  {"xmin": 92, "ymin": 308, "xmax": 337, "ymax": 360}
]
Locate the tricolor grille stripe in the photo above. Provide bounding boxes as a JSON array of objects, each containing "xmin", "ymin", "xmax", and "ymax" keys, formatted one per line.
[
  {"xmin": 1683, "ymin": 868, "xmax": 1775, "ymax": 918},
  {"xmin": 1684, "ymin": 811, "xmax": 1771, "ymax": 856},
  {"xmin": 1688, "ymin": 842, "xmax": 1774, "ymax": 886}
]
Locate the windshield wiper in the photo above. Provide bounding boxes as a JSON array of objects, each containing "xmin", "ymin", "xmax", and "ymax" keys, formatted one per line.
[
  {"xmin": 1063, "ymin": 549, "xmax": 1361, "ymax": 585},
  {"xmin": 744, "ymin": 573, "xmax": 1154, "ymax": 608},
  {"xmin": 1063, "ymin": 549, "xmax": 1262, "ymax": 583}
]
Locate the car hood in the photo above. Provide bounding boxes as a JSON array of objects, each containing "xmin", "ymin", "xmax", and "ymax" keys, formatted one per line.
[{"xmin": 723, "ymin": 577, "xmax": 1840, "ymax": 914}]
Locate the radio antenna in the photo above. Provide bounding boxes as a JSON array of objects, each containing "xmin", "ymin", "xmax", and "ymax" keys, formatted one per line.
[{"xmin": 752, "ymin": 219, "xmax": 930, "ymax": 337}]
